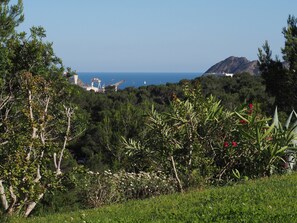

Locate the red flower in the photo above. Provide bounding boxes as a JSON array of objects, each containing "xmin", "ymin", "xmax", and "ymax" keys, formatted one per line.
[
  {"xmin": 223, "ymin": 142, "xmax": 229, "ymax": 148},
  {"xmin": 248, "ymin": 103, "xmax": 253, "ymax": 114},
  {"xmin": 232, "ymin": 141, "xmax": 238, "ymax": 147},
  {"xmin": 240, "ymin": 119, "xmax": 247, "ymax": 124}
]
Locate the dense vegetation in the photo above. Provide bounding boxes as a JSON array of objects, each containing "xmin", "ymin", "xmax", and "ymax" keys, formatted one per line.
[
  {"xmin": 1, "ymin": 0, "xmax": 297, "ymax": 221},
  {"xmin": 8, "ymin": 173, "xmax": 297, "ymax": 223},
  {"xmin": 69, "ymin": 73, "xmax": 272, "ymax": 173}
]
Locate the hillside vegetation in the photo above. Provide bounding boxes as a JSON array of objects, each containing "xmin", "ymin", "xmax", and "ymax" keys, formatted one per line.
[
  {"xmin": 1, "ymin": 1, "xmax": 297, "ymax": 221},
  {"xmin": 10, "ymin": 173, "xmax": 297, "ymax": 223}
]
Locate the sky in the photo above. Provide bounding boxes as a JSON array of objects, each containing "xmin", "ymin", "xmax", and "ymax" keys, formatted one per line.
[{"xmin": 17, "ymin": 0, "xmax": 297, "ymax": 72}]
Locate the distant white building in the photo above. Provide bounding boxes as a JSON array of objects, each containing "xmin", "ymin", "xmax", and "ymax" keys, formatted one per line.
[
  {"xmin": 203, "ymin": 72, "xmax": 234, "ymax": 77},
  {"xmin": 73, "ymin": 74, "xmax": 78, "ymax": 85},
  {"xmin": 69, "ymin": 73, "xmax": 124, "ymax": 93},
  {"xmin": 224, "ymin": 73, "xmax": 234, "ymax": 77},
  {"xmin": 85, "ymin": 78, "xmax": 104, "ymax": 93}
]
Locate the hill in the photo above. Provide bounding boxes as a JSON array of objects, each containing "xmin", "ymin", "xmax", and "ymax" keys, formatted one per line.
[
  {"xmin": 204, "ymin": 56, "xmax": 260, "ymax": 75},
  {"xmin": 16, "ymin": 173, "xmax": 297, "ymax": 223}
]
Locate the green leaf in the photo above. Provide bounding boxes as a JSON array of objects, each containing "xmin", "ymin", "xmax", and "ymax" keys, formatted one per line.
[
  {"xmin": 232, "ymin": 169, "xmax": 241, "ymax": 179},
  {"xmin": 273, "ymin": 107, "xmax": 279, "ymax": 129},
  {"xmin": 285, "ymin": 110, "xmax": 294, "ymax": 129},
  {"xmin": 235, "ymin": 112, "xmax": 249, "ymax": 123},
  {"xmin": 260, "ymin": 123, "xmax": 275, "ymax": 141},
  {"xmin": 275, "ymin": 146, "xmax": 288, "ymax": 155}
]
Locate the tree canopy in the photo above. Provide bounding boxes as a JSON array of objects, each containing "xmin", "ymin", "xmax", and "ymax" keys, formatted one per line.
[
  {"xmin": 258, "ymin": 14, "xmax": 297, "ymax": 113},
  {"xmin": 0, "ymin": 0, "xmax": 85, "ymax": 217},
  {"xmin": 0, "ymin": 0, "xmax": 24, "ymax": 42}
]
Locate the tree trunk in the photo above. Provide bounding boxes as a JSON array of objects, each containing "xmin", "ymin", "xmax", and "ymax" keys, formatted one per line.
[
  {"xmin": 6, "ymin": 186, "xmax": 17, "ymax": 215},
  {"xmin": 0, "ymin": 180, "xmax": 8, "ymax": 210},
  {"xmin": 24, "ymin": 193, "xmax": 44, "ymax": 217},
  {"xmin": 170, "ymin": 155, "xmax": 183, "ymax": 192},
  {"xmin": 56, "ymin": 106, "xmax": 73, "ymax": 176}
]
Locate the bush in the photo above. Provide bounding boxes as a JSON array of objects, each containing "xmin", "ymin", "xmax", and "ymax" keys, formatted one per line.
[
  {"xmin": 82, "ymin": 170, "xmax": 177, "ymax": 208},
  {"xmin": 213, "ymin": 104, "xmax": 297, "ymax": 183}
]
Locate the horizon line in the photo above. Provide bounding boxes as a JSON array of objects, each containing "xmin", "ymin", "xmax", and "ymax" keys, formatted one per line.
[{"xmin": 76, "ymin": 71, "xmax": 204, "ymax": 73}]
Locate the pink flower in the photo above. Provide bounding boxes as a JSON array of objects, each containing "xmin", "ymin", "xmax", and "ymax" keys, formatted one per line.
[
  {"xmin": 232, "ymin": 141, "xmax": 238, "ymax": 147},
  {"xmin": 223, "ymin": 142, "xmax": 229, "ymax": 148}
]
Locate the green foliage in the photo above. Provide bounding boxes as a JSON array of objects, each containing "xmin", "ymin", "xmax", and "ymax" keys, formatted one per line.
[
  {"xmin": 282, "ymin": 15, "xmax": 297, "ymax": 73},
  {"xmin": 123, "ymin": 86, "xmax": 231, "ymax": 189},
  {"xmin": 0, "ymin": 3, "xmax": 295, "ymax": 218},
  {"xmin": 69, "ymin": 83, "xmax": 184, "ymax": 172},
  {"xmin": 29, "ymin": 166, "xmax": 87, "ymax": 216},
  {"xmin": 213, "ymin": 104, "xmax": 297, "ymax": 182},
  {"xmin": 0, "ymin": 0, "xmax": 24, "ymax": 41},
  {"xmin": 198, "ymin": 73, "xmax": 272, "ymax": 111},
  {"xmin": 69, "ymin": 73, "xmax": 273, "ymax": 176},
  {"xmin": 0, "ymin": 6, "xmax": 85, "ymax": 216},
  {"xmin": 123, "ymin": 86, "xmax": 297, "ymax": 186},
  {"xmin": 258, "ymin": 41, "xmax": 289, "ymax": 112},
  {"xmin": 11, "ymin": 173, "xmax": 297, "ymax": 223},
  {"xmin": 81, "ymin": 170, "xmax": 177, "ymax": 208},
  {"xmin": 233, "ymin": 106, "xmax": 281, "ymax": 177},
  {"xmin": 258, "ymin": 14, "xmax": 297, "ymax": 113}
]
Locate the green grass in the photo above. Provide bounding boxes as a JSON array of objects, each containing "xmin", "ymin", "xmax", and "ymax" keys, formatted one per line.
[{"xmin": 8, "ymin": 173, "xmax": 297, "ymax": 223}]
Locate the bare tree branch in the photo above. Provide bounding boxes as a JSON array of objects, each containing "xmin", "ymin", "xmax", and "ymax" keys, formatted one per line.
[
  {"xmin": 0, "ymin": 95, "xmax": 12, "ymax": 111},
  {"xmin": 24, "ymin": 193, "xmax": 44, "ymax": 217},
  {"xmin": 7, "ymin": 186, "xmax": 17, "ymax": 215},
  {"xmin": 56, "ymin": 106, "xmax": 73, "ymax": 176},
  {"xmin": 0, "ymin": 180, "xmax": 8, "ymax": 210}
]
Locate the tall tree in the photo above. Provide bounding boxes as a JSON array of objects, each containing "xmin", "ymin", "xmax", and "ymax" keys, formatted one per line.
[
  {"xmin": 258, "ymin": 41, "xmax": 289, "ymax": 111},
  {"xmin": 282, "ymin": 15, "xmax": 297, "ymax": 74},
  {"xmin": 0, "ymin": 0, "xmax": 24, "ymax": 41},
  {"xmin": 0, "ymin": 1, "xmax": 85, "ymax": 217},
  {"xmin": 258, "ymin": 15, "xmax": 297, "ymax": 112},
  {"xmin": 0, "ymin": 0, "xmax": 24, "ymax": 113}
]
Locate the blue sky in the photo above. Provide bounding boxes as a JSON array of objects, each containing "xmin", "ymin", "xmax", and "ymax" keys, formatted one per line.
[{"xmin": 19, "ymin": 0, "xmax": 297, "ymax": 72}]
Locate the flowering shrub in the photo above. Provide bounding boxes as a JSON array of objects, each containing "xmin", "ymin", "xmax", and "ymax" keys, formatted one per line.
[
  {"xmin": 115, "ymin": 171, "xmax": 177, "ymax": 200},
  {"xmin": 82, "ymin": 170, "xmax": 177, "ymax": 208},
  {"xmin": 217, "ymin": 104, "xmax": 297, "ymax": 182},
  {"xmin": 205, "ymin": 102, "xmax": 297, "ymax": 184},
  {"xmin": 123, "ymin": 86, "xmax": 297, "ymax": 186}
]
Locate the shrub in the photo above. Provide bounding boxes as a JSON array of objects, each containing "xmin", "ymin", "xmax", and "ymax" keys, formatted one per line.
[
  {"xmin": 214, "ymin": 104, "xmax": 297, "ymax": 182},
  {"xmin": 82, "ymin": 170, "xmax": 177, "ymax": 208}
]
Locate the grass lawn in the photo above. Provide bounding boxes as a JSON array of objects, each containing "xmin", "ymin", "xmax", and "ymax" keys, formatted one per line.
[{"xmin": 7, "ymin": 173, "xmax": 297, "ymax": 223}]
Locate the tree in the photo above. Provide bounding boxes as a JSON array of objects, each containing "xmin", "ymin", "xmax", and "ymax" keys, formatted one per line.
[
  {"xmin": 198, "ymin": 73, "xmax": 272, "ymax": 111},
  {"xmin": 0, "ymin": 4, "xmax": 84, "ymax": 217},
  {"xmin": 282, "ymin": 15, "xmax": 297, "ymax": 74},
  {"xmin": 258, "ymin": 41, "xmax": 289, "ymax": 111},
  {"xmin": 258, "ymin": 15, "xmax": 297, "ymax": 113},
  {"xmin": 0, "ymin": 0, "xmax": 24, "ymax": 112},
  {"xmin": 0, "ymin": 0, "xmax": 24, "ymax": 42}
]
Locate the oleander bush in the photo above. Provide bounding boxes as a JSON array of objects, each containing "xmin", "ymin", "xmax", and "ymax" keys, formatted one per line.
[
  {"xmin": 123, "ymin": 86, "xmax": 297, "ymax": 188},
  {"xmin": 215, "ymin": 104, "xmax": 297, "ymax": 183}
]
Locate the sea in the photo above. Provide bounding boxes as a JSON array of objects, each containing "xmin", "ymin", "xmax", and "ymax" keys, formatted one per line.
[{"xmin": 77, "ymin": 72, "xmax": 202, "ymax": 90}]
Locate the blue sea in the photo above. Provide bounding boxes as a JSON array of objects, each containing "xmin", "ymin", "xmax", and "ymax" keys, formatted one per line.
[{"xmin": 77, "ymin": 72, "xmax": 202, "ymax": 90}]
